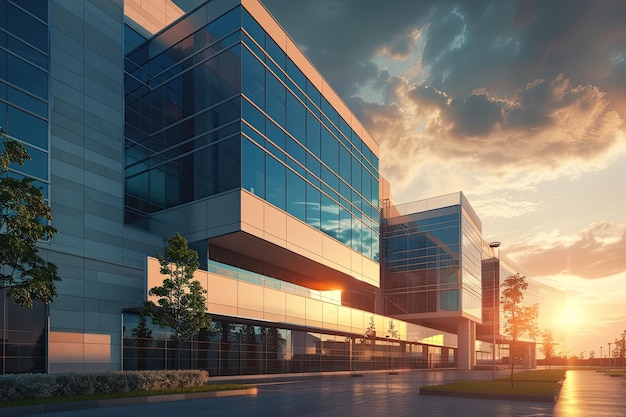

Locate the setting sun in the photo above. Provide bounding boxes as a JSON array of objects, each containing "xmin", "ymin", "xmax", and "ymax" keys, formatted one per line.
[{"xmin": 558, "ymin": 302, "xmax": 583, "ymax": 328}]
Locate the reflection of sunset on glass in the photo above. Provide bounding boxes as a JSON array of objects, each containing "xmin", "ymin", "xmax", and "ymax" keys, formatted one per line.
[{"xmin": 263, "ymin": 0, "xmax": 626, "ymax": 355}]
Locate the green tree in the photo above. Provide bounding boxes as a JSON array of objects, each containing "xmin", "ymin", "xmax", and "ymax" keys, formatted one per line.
[
  {"xmin": 0, "ymin": 127, "xmax": 60, "ymax": 307},
  {"xmin": 539, "ymin": 329, "xmax": 555, "ymax": 369},
  {"xmin": 500, "ymin": 273, "xmax": 539, "ymax": 387},
  {"xmin": 143, "ymin": 232, "xmax": 211, "ymax": 369}
]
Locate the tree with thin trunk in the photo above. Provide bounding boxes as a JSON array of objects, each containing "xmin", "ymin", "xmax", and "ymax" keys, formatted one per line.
[
  {"xmin": 143, "ymin": 233, "xmax": 211, "ymax": 369},
  {"xmin": 539, "ymin": 329, "xmax": 555, "ymax": 369},
  {"xmin": 0, "ymin": 126, "xmax": 61, "ymax": 307},
  {"xmin": 500, "ymin": 273, "xmax": 539, "ymax": 388}
]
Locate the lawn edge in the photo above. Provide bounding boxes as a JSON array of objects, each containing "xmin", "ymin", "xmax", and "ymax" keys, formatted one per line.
[{"xmin": 2, "ymin": 387, "xmax": 258, "ymax": 417}]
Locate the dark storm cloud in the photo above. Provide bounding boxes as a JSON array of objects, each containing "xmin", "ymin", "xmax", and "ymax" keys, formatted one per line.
[
  {"xmin": 261, "ymin": 0, "xmax": 626, "ymax": 124},
  {"xmin": 261, "ymin": 0, "xmax": 626, "ymax": 189}
]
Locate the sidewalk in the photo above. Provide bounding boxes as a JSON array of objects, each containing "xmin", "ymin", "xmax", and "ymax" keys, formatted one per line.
[{"xmin": 554, "ymin": 369, "xmax": 626, "ymax": 417}]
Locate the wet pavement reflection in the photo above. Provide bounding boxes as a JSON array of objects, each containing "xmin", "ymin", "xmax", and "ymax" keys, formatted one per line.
[
  {"xmin": 16, "ymin": 369, "xmax": 626, "ymax": 417},
  {"xmin": 554, "ymin": 369, "xmax": 626, "ymax": 417}
]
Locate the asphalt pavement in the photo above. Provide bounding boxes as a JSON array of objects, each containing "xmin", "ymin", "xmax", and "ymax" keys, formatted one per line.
[{"xmin": 9, "ymin": 369, "xmax": 626, "ymax": 417}]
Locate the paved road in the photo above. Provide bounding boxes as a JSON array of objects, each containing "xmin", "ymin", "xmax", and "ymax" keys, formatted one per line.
[
  {"xmin": 15, "ymin": 369, "xmax": 626, "ymax": 417},
  {"xmin": 554, "ymin": 369, "xmax": 626, "ymax": 417}
]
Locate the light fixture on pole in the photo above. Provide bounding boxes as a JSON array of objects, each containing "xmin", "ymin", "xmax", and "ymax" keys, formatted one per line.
[
  {"xmin": 600, "ymin": 346, "xmax": 603, "ymax": 371},
  {"xmin": 608, "ymin": 342, "xmax": 612, "ymax": 371},
  {"xmin": 489, "ymin": 241, "xmax": 501, "ymax": 382}
]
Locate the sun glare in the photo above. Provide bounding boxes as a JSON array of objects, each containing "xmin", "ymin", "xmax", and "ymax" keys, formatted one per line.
[{"xmin": 559, "ymin": 302, "xmax": 582, "ymax": 328}]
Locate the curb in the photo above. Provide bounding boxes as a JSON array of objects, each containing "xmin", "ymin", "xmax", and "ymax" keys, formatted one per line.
[{"xmin": 2, "ymin": 387, "xmax": 258, "ymax": 417}]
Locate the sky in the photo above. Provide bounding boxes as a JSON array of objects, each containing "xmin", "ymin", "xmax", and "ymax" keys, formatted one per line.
[{"xmin": 261, "ymin": 0, "xmax": 626, "ymax": 357}]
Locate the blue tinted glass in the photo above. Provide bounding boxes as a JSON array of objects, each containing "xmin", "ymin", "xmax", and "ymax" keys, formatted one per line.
[
  {"xmin": 352, "ymin": 215, "xmax": 362, "ymax": 253},
  {"xmin": 242, "ymin": 99, "xmax": 265, "ymax": 134},
  {"xmin": 321, "ymin": 194, "xmax": 339, "ymax": 239},
  {"xmin": 351, "ymin": 157, "xmax": 361, "ymax": 191},
  {"xmin": 265, "ymin": 34, "xmax": 285, "ymax": 70},
  {"xmin": 306, "ymin": 112, "xmax": 320, "ymax": 157},
  {"xmin": 361, "ymin": 170, "xmax": 372, "ymax": 203},
  {"xmin": 339, "ymin": 144, "xmax": 351, "ymax": 182},
  {"xmin": 8, "ymin": 85, "xmax": 47, "ymax": 118},
  {"xmin": 321, "ymin": 165, "xmax": 338, "ymax": 192},
  {"xmin": 321, "ymin": 97, "xmax": 339, "ymax": 127},
  {"xmin": 7, "ymin": 105, "xmax": 47, "ymax": 148},
  {"xmin": 339, "ymin": 180, "xmax": 351, "ymax": 202},
  {"xmin": 286, "ymin": 58, "xmax": 306, "ymax": 93},
  {"xmin": 242, "ymin": 122, "xmax": 264, "ymax": 147},
  {"xmin": 306, "ymin": 153, "xmax": 320, "ymax": 178},
  {"xmin": 321, "ymin": 127, "xmax": 338, "ymax": 173},
  {"xmin": 242, "ymin": 9, "xmax": 265, "ymax": 49},
  {"xmin": 7, "ymin": 36, "xmax": 47, "ymax": 69},
  {"xmin": 7, "ymin": 54, "xmax": 47, "ymax": 99},
  {"xmin": 339, "ymin": 206, "xmax": 351, "ymax": 245},
  {"xmin": 266, "ymin": 154, "xmax": 285, "ymax": 210},
  {"xmin": 242, "ymin": 48, "xmax": 265, "ymax": 108},
  {"xmin": 306, "ymin": 80, "xmax": 320, "ymax": 108},
  {"xmin": 124, "ymin": 25, "xmax": 146, "ymax": 54},
  {"xmin": 8, "ymin": 4, "xmax": 47, "ymax": 52},
  {"xmin": 306, "ymin": 183, "xmax": 320, "ymax": 229},
  {"xmin": 286, "ymin": 136, "xmax": 305, "ymax": 167},
  {"xmin": 286, "ymin": 169, "xmax": 306, "ymax": 222},
  {"xmin": 20, "ymin": 143, "xmax": 47, "ymax": 180},
  {"xmin": 266, "ymin": 119, "xmax": 285, "ymax": 150},
  {"xmin": 207, "ymin": 6, "xmax": 240, "ymax": 40},
  {"xmin": 286, "ymin": 92, "xmax": 305, "ymax": 141},
  {"xmin": 11, "ymin": 0, "xmax": 47, "ymax": 22},
  {"xmin": 242, "ymin": 33, "xmax": 264, "ymax": 66},
  {"xmin": 241, "ymin": 138, "xmax": 265, "ymax": 198},
  {"xmin": 265, "ymin": 72, "xmax": 285, "ymax": 125},
  {"xmin": 217, "ymin": 136, "xmax": 241, "ymax": 193}
]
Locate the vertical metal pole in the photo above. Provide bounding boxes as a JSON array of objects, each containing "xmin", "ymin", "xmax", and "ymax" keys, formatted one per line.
[{"xmin": 489, "ymin": 242, "xmax": 500, "ymax": 381}]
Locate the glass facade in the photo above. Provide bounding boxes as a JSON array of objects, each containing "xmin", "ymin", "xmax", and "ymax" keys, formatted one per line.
[
  {"xmin": 123, "ymin": 5, "xmax": 379, "ymax": 261},
  {"xmin": 122, "ymin": 313, "xmax": 456, "ymax": 375},
  {"xmin": 0, "ymin": 0, "xmax": 49, "ymax": 374},
  {"xmin": 382, "ymin": 193, "xmax": 483, "ymax": 320},
  {"xmin": 0, "ymin": 0, "xmax": 50, "ymax": 201},
  {"xmin": 0, "ymin": 288, "xmax": 47, "ymax": 374}
]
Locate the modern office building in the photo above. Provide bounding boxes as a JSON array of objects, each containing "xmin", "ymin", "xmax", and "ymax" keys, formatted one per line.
[
  {"xmin": 0, "ymin": 0, "xmax": 558, "ymax": 375},
  {"xmin": 478, "ymin": 250, "xmax": 564, "ymax": 368},
  {"xmin": 380, "ymin": 192, "xmax": 485, "ymax": 371},
  {"xmin": 0, "ymin": 0, "xmax": 460, "ymax": 375}
]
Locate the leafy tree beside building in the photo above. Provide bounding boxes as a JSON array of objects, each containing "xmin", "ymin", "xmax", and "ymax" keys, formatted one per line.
[
  {"xmin": 143, "ymin": 232, "xmax": 211, "ymax": 369},
  {"xmin": 0, "ymin": 127, "xmax": 61, "ymax": 307}
]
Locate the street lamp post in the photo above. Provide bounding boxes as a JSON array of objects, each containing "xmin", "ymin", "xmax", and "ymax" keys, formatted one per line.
[
  {"xmin": 600, "ymin": 346, "xmax": 603, "ymax": 371},
  {"xmin": 386, "ymin": 335, "xmax": 390, "ymax": 373},
  {"xmin": 608, "ymin": 342, "xmax": 612, "ymax": 371},
  {"xmin": 621, "ymin": 330, "xmax": 626, "ymax": 379},
  {"xmin": 622, "ymin": 331, "xmax": 626, "ymax": 379},
  {"xmin": 489, "ymin": 241, "xmax": 501, "ymax": 381}
]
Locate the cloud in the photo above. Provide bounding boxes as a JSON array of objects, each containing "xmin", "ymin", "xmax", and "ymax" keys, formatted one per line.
[
  {"xmin": 505, "ymin": 221, "xmax": 626, "ymax": 279},
  {"xmin": 351, "ymin": 73, "xmax": 623, "ymax": 197}
]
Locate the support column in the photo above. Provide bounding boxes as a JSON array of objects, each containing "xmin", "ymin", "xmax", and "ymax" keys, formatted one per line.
[{"xmin": 457, "ymin": 319, "xmax": 476, "ymax": 371}]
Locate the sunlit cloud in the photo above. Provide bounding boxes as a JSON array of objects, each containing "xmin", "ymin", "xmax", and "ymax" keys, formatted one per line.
[{"xmin": 506, "ymin": 221, "xmax": 626, "ymax": 279}]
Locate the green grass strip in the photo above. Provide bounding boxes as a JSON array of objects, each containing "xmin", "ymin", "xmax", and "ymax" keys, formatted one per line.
[{"xmin": 496, "ymin": 369, "xmax": 566, "ymax": 382}]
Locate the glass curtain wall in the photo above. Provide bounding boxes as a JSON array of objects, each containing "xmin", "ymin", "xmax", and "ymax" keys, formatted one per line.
[
  {"xmin": 382, "ymin": 209, "xmax": 461, "ymax": 315},
  {"xmin": 0, "ymin": 0, "xmax": 50, "ymax": 374},
  {"xmin": 123, "ymin": 5, "xmax": 380, "ymax": 261},
  {"xmin": 122, "ymin": 313, "xmax": 453, "ymax": 375}
]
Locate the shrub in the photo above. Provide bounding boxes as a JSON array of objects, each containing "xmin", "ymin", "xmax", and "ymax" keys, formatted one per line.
[{"xmin": 0, "ymin": 370, "xmax": 208, "ymax": 401}]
